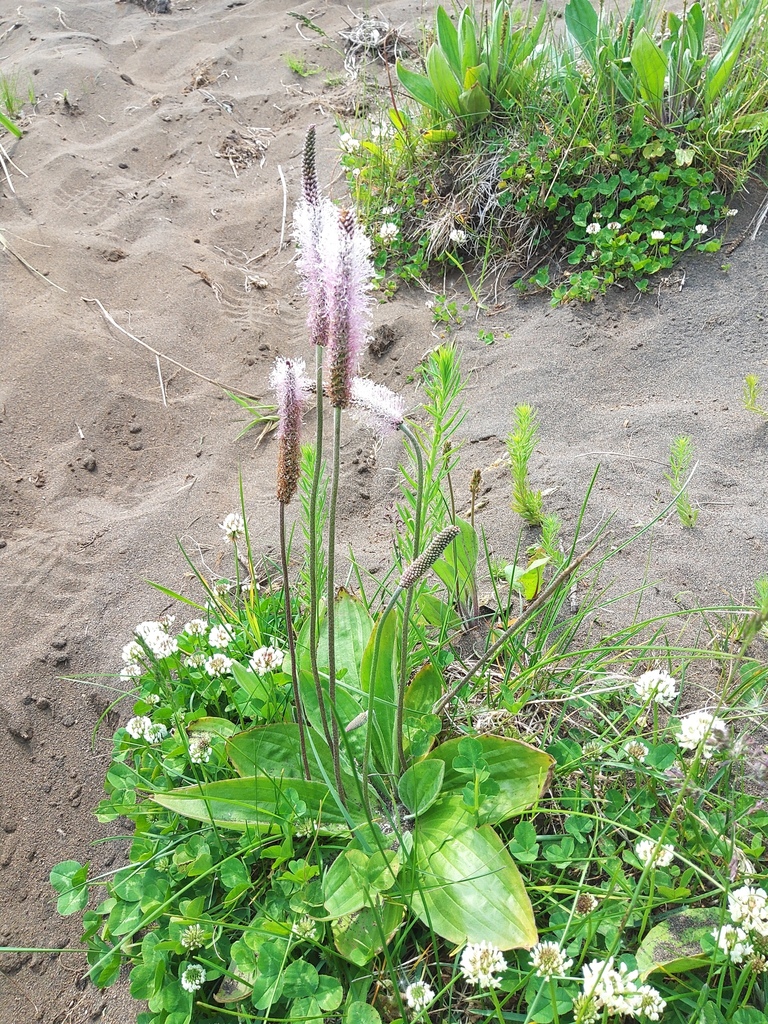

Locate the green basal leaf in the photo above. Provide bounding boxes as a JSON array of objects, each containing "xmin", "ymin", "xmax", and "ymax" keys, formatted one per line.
[
  {"xmin": 426, "ymin": 43, "xmax": 463, "ymax": 117},
  {"xmin": 318, "ymin": 589, "xmax": 373, "ymax": 697},
  {"xmin": 227, "ymin": 722, "xmax": 356, "ymax": 790},
  {"xmin": 189, "ymin": 715, "xmax": 239, "ymax": 739},
  {"xmin": 565, "ymin": 0, "xmax": 599, "ymax": 63},
  {"xmin": 704, "ymin": 0, "xmax": 759, "ymax": 107},
  {"xmin": 332, "ymin": 900, "xmax": 404, "ymax": 966},
  {"xmin": 425, "ymin": 734, "xmax": 554, "ymax": 825},
  {"xmin": 50, "ymin": 860, "xmax": 90, "ymax": 916},
  {"xmin": 435, "ymin": 5, "xmax": 461, "ymax": 78},
  {"xmin": 636, "ymin": 907, "xmax": 722, "ymax": 979},
  {"xmin": 395, "ymin": 60, "xmax": 446, "ymax": 116},
  {"xmin": 422, "ymin": 128, "xmax": 458, "ymax": 144},
  {"xmin": 398, "ymin": 759, "xmax": 445, "ymax": 816},
  {"xmin": 0, "ymin": 111, "xmax": 23, "ymax": 138},
  {"xmin": 457, "ymin": 8, "xmax": 479, "ymax": 76},
  {"xmin": 432, "ymin": 517, "xmax": 478, "ymax": 600},
  {"xmin": 630, "ymin": 29, "xmax": 667, "ymax": 119},
  {"xmin": 403, "ymin": 663, "xmax": 444, "ymax": 760},
  {"xmin": 153, "ymin": 776, "xmax": 361, "ymax": 834},
  {"xmin": 408, "ymin": 816, "xmax": 538, "ymax": 948},
  {"xmin": 360, "ymin": 607, "xmax": 398, "ymax": 774}
]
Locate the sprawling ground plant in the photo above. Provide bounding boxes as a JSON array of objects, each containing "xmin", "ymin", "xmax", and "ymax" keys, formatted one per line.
[
  {"xmin": 342, "ymin": 0, "xmax": 768, "ymax": 302},
  {"xmin": 48, "ymin": 127, "xmax": 768, "ymax": 1024}
]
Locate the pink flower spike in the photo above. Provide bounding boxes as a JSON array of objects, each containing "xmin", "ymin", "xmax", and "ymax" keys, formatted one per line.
[
  {"xmin": 270, "ymin": 357, "xmax": 310, "ymax": 504},
  {"xmin": 350, "ymin": 377, "xmax": 405, "ymax": 435},
  {"xmin": 325, "ymin": 208, "xmax": 374, "ymax": 409}
]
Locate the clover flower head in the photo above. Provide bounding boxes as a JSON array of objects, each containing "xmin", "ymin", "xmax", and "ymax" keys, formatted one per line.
[
  {"xmin": 726, "ymin": 208, "xmax": 739, "ymax": 216},
  {"xmin": 651, "ymin": 230, "xmax": 665, "ymax": 241},
  {"xmin": 637, "ymin": 984, "xmax": 667, "ymax": 1020},
  {"xmin": 209, "ymin": 624, "xmax": 235, "ymax": 649},
  {"xmin": 635, "ymin": 837, "xmax": 675, "ymax": 869},
  {"xmin": 572, "ymin": 992, "xmax": 599, "ymax": 1023},
  {"xmin": 529, "ymin": 941, "xmax": 573, "ymax": 979},
  {"xmin": 122, "ymin": 640, "xmax": 144, "ymax": 664},
  {"xmin": 459, "ymin": 941, "xmax": 507, "ymax": 988},
  {"xmin": 180, "ymin": 924, "xmax": 206, "ymax": 950},
  {"xmin": 633, "ymin": 669, "xmax": 678, "ymax": 704},
  {"xmin": 219, "ymin": 512, "xmax": 245, "ymax": 543},
  {"xmin": 183, "ymin": 618, "xmax": 208, "ymax": 637},
  {"xmin": 677, "ymin": 709, "xmax": 729, "ymax": 757},
  {"xmin": 695, "ymin": 223, "xmax": 708, "ymax": 235},
  {"xmin": 134, "ymin": 620, "xmax": 178, "ymax": 659},
  {"xmin": 350, "ymin": 376, "xmax": 406, "ymax": 436},
  {"xmin": 586, "ymin": 222, "xmax": 601, "ymax": 235},
  {"xmin": 607, "ymin": 221, "xmax": 622, "ymax": 230},
  {"xmin": 204, "ymin": 653, "xmax": 233, "ymax": 678},
  {"xmin": 403, "ymin": 981, "xmax": 435, "ymax": 1012},
  {"xmin": 575, "ymin": 892, "xmax": 599, "ymax": 915},
  {"xmin": 713, "ymin": 924, "xmax": 754, "ymax": 964},
  {"xmin": 188, "ymin": 733, "xmax": 213, "ymax": 764},
  {"xmin": 290, "ymin": 915, "xmax": 318, "ymax": 941},
  {"xmin": 125, "ymin": 716, "xmax": 152, "ymax": 740},
  {"xmin": 449, "ymin": 228, "xmax": 467, "ymax": 245},
  {"xmin": 624, "ymin": 739, "xmax": 649, "ymax": 761},
  {"xmin": 120, "ymin": 663, "xmax": 143, "ymax": 682},
  {"xmin": 378, "ymin": 221, "xmax": 399, "ymax": 242},
  {"xmin": 581, "ymin": 957, "xmax": 658, "ymax": 1017},
  {"xmin": 186, "ymin": 650, "xmax": 206, "ymax": 668},
  {"xmin": 180, "ymin": 963, "xmax": 206, "ymax": 992},
  {"xmin": 339, "ymin": 131, "xmax": 361, "ymax": 153},
  {"xmin": 729, "ymin": 885, "xmax": 768, "ymax": 935},
  {"xmin": 249, "ymin": 645, "xmax": 285, "ymax": 676},
  {"xmin": 145, "ymin": 723, "xmax": 168, "ymax": 744}
]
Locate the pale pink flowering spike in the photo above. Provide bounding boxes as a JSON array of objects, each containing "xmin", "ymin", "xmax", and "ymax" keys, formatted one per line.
[
  {"xmin": 325, "ymin": 208, "xmax": 374, "ymax": 409},
  {"xmin": 294, "ymin": 126, "xmax": 334, "ymax": 347},
  {"xmin": 270, "ymin": 357, "xmax": 309, "ymax": 505},
  {"xmin": 350, "ymin": 376, "xmax": 405, "ymax": 435}
]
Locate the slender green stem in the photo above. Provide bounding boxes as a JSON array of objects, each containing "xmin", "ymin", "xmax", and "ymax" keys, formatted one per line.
[
  {"xmin": 279, "ymin": 501, "xmax": 310, "ymax": 780},
  {"xmin": 395, "ymin": 422, "xmax": 424, "ymax": 774},
  {"xmin": 308, "ymin": 351, "xmax": 332, "ymax": 748},
  {"xmin": 362, "ymin": 590, "xmax": 401, "ymax": 816},
  {"xmin": 327, "ymin": 405, "xmax": 345, "ymax": 800}
]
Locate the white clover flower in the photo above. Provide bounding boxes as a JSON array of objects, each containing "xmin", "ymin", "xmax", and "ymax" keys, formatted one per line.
[
  {"xmin": 208, "ymin": 624, "xmax": 235, "ymax": 649},
  {"xmin": 636, "ymin": 985, "xmax": 667, "ymax": 1021},
  {"xmin": 713, "ymin": 924, "xmax": 754, "ymax": 964},
  {"xmin": 635, "ymin": 837, "xmax": 675, "ymax": 869},
  {"xmin": 135, "ymin": 620, "xmax": 178, "ymax": 660},
  {"xmin": 460, "ymin": 941, "xmax": 507, "ymax": 988},
  {"xmin": 607, "ymin": 221, "xmax": 622, "ymax": 230},
  {"xmin": 695, "ymin": 223, "xmax": 708, "ymax": 234},
  {"xmin": 204, "ymin": 653, "xmax": 234, "ymax": 677},
  {"xmin": 586, "ymin": 222, "xmax": 601, "ymax": 235},
  {"xmin": 351, "ymin": 167, "xmax": 361, "ymax": 178},
  {"xmin": 338, "ymin": 132, "xmax": 361, "ymax": 153},
  {"xmin": 120, "ymin": 663, "xmax": 143, "ymax": 682},
  {"xmin": 125, "ymin": 716, "xmax": 152, "ymax": 740},
  {"xmin": 145, "ymin": 692, "xmax": 161, "ymax": 705},
  {"xmin": 380, "ymin": 204, "xmax": 396, "ymax": 215},
  {"xmin": 145, "ymin": 723, "xmax": 168, "ymax": 744},
  {"xmin": 182, "ymin": 618, "xmax": 208, "ymax": 637},
  {"xmin": 249, "ymin": 645, "xmax": 285, "ymax": 676},
  {"xmin": 575, "ymin": 892, "xmax": 599, "ymax": 915},
  {"xmin": 135, "ymin": 620, "xmax": 164, "ymax": 640},
  {"xmin": 403, "ymin": 981, "xmax": 435, "ymax": 1012},
  {"xmin": 726, "ymin": 208, "xmax": 738, "ymax": 216},
  {"xmin": 449, "ymin": 227, "xmax": 467, "ymax": 245},
  {"xmin": 582, "ymin": 957, "xmax": 645, "ymax": 1016},
  {"xmin": 186, "ymin": 651, "xmax": 207, "ymax": 668},
  {"xmin": 219, "ymin": 512, "xmax": 245, "ymax": 543},
  {"xmin": 624, "ymin": 739, "xmax": 649, "ymax": 761},
  {"xmin": 180, "ymin": 963, "xmax": 206, "ymax": 992},
  {"xmin": 378, "ymin": 222, "xmax": 399, "ymax": 242},
  {"xmin": 213, "ymin": 580, "xmax": 230, "ymax": 596},
  {"xmin": 677, "ymin": 710, "xmax": 728, "ymax": 758},
  {"xmin": 529, "ymin": 941, "xmax": 573, "ymax": 979},
  {"xmin": 188, "ymin": 733, "xmax": 213, "ymax": 764},
  {"xmin": 572, "ymin": 992, "xmax": 599, "ymax": 1023},
  {"xmin": 290, "ymin": 915, "xmax": 318, "ymax": 941},
  {"xmin": 729, "ymin": 885, "xmax": 768, "ymax": 934},
  {"xmin": 650, "ymin": 230, "xmax": 665, "ymax": 241},
  {"xmin": 633, "ymin": 669, "xmax": 678, "ymax": 704},
  {"xmin": 180, "ymin": 924, "xmax": 206, "ymax": 950},
  {"xmin": 122, "ymin": 640, "xmax": 144, "ymax": 664}
]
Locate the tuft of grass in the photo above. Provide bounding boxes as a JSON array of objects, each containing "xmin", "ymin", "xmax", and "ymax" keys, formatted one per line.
[
  {"xmin": 665, "ymin": 435, "xmax": 699, "ymax": 527},
  {"xmin": 282, "ymin": 53, "xmax": 322, "ymax": 77},
  {"xmin": 743, "ymin": 373, "xmax": 768, "ymax": 418},
  {"xmin": 507, "ymin": 403, "xmax": 544, "ymax": 527}
]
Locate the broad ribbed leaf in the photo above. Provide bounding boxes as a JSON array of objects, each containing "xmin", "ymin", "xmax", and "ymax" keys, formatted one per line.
[
  {"xmin": 703, "ymin": 0, "xmax": 757, "ymax": 107},
  {"xmin": 318, "ymin": 589, "xmax": 373, "ymax": 697},
  {"xmin": 398, "ymin": 759, "xmax": 445, "ymax": 816},
  {"xmin": 435, "ymin": 5, "xmax": 461, "ymax": 77},
  {"xmin": 426, "ymin": 43, "xmax": 463, "ymax": 116},
  {"xmin": 395, "ymin": 60, "xmax": 445, "ymax": 116},
  {"xmin": 631, "ymin": 29, "xmax": 667, "ymax": 119},
  {"xmin": 153, "ymin": 776, "xmax": 361, "ymax": 833},
  {"xmin": 226, "ymin": 722, "xmax": 356, "ymax": 790},
  {"xmin": 432, "ymin": 517, "xmax": 478, "ymax": 600},
  {"xmin": 426, "ymin": 735, "xmax": 553, "ymax": 825},
  {"xmin": 565, "ymin": 0, "xmax": 598, "ymax": 64},
  {"xmin": 189, "ymin": 716, "xmax": 239, "ymax": 739},
  {"xmin": 332, "ymin": 900, "xmax": 404, "ymax": 966},
  {"xmin": 360, "ymin": 609, "xmax": 398, "ymax": 774},
  {"xmin": 409, "ymin": 819, "xmax": 538, "ymax": 948},
  {"xmin": 458, "ymin": 9, "xmax": 479, "ymax": 75},
  {"xmin": 636, "ymin": 907, "xmax": 719, "ymax": 979}
]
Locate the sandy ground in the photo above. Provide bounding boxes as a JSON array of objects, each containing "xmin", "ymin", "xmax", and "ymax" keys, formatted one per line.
[{"xmin": 1, "ymin": 1, "xmax": 767, "ymax": 1021}]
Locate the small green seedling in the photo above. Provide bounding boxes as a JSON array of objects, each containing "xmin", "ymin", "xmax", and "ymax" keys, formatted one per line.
[
  {"xmin": 665, "ymin": 435, "xmax": 699, "ymax": 527},
  {"xmin": 743, "ymin": 374, "xmax": 768, "ymax": 419},
  {"xmin": 507, "ymin": 404, "xmax": 544, "ymax": 526},
  {"xmin": 283, "ymin": 53, "xmax": 322, "ymax": 77}
]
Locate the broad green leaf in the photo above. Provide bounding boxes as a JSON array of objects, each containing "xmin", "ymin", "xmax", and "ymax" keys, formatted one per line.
[
  {"xmin": 403, "ymin": 663, "xmax": 443, "ymax": 759},
  {"xmin": 318, "ymin": 589, "xmax": 373, "ymax": 697},
  {"xmin": 324, "ymin": 845, "xmax": 372, "ymax": 918},
  {"xmin": 435, "ymin": 6, "xmax": 461, "ymax": 78},
  {"xmin": 409, "ymin": 820, "xmax": 538, "ymax": 948},
  {"xmin": 189, "ymin": 716, "xmax": 239, "ymax": 739},
  {"xmin": 0, "ymin": 111, "xmax": 22, "ymax": 138},
  {"xmin": 432, "ymin": 518, "xmax": 478, "ymax": 600},
  {"xmin": 426, "ymin": 43, "xmax": 463, "ymax": 117},
  {"xmin": 631, "ymin": 29, "xmax": 667, "ymax": 119},
  {"xmin": 703, "ymin": 0, "xmax": 757, "ymax": 107},
  {"xmin": 636, "ymin": 907, "xmax": 721, "ymax": 979},
  {"xmin": 153, "ymin": 776, "xmax": 361, "ymax": 834},
  {"xmin": 226, "ymin": 722, "xmax": 355, "ymax": 789},
  {"xmin": 398, "ymin": 759, "xmax": 445, "ymax": 816},
  {"xmin": 50, "ymin": 860, "xmax": 89, "ymax": 916},
  {"xmin": 422, "ymin": 128, "xmax": 458, "ymax": 144},
  {"xmin": 360, "ymin": 608, "xmax": 398, "ymax": 774},
  {"xmin": 425, "ymin": 734, "xmax": 553, "ymax": 825},
  {"xmin": 416, "ymin": 591, "xmax": 461, "ymax": 629},
  {"xmin": 395, "ymin": 61, "xmax": 445, "ymax": 116},
  {"xmin": 332, "ymin": 900, "xmax": 404, "ymax": 966},
  {"xmin": 565, "ymin": 0, "xmax": 599, "ymax": 63},
  {"xmin": 230, "ymin": 662, "xmax": 274, "ymax": 705},
  {"xmin": 458, "ymin": 9, "xmax": 479, "ymax": 76}
]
